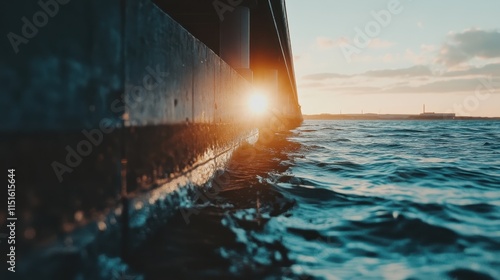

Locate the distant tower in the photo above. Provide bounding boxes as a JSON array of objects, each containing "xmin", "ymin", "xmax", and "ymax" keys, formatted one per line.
[{"xmin": 423, "ymin": 104, "xmax": 425, "ymax": 114}]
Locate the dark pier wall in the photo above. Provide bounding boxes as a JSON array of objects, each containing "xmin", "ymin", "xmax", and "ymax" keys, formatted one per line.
[
  {"xmin": 0, "ymin": 0, "xmax": 123, "ymax": 132},
  {"xmin": 126, "ymin": 0, "xmax": 253, "ymax": 125},
  {"xmin": 0, "ymin": 1, "xmax": 125, "ymax": 265},
  {"xmin": 153, "ymin": 0, "xmax": 303, "ymax": 123},
  {"xmin": 0, "ymin": 0, "xmax": 258, "ymax": 269}
]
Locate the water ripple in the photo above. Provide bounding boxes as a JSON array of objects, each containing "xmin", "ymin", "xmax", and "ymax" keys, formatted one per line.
[{"xmin": 125, "ymin": 120, "xmax": 500, "ymax": 279}]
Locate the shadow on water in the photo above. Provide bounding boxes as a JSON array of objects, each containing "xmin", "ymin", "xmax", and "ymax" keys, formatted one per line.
[{"xmin": 126, "ymin": 131, "xmax": 305, "ymax": 279}]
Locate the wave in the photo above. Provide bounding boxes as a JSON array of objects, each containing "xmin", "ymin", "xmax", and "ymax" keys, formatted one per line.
[{"xmin": 90, "ymin": 120, "xmax": 500, "ymax": 279}]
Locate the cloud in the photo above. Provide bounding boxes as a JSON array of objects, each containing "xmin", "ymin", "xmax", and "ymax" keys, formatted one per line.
[
  {"xmin": 385, "ymin": 79, "xmax": 480, "ymax": 93},
  {"xmin": 303, "ymin": 73, "xmax": 349, "ymax": 81},
  {"xmin": 316, "ymin": 36, "xmax": 393, "ymax": 51},
  {"xmin": 326, "ymin": 86, "xmax": 382, "ymax": 93},
  {"xmin": 316, "ymin": 37, "xmax": 335, "ymax": 49},
  {"xmin": 363, "ymin": 65, "xmax": 432, "ymax": 78},
  {"xmin": 437, "ymin": 29, "xmax": 500, "ymax": 66},
  {"xmin": 316, "ymin": 37, "xmax": 336, "ymax": 49},
  {"xmin": 298, "ymin": 81, "xmax": 327, "ymax": 88},
  {"xmin": 421, "ymin": 44, "xmax": 436, "ymax": 52},
  {"xmin": 369, "ymin": 38, "xmax": 394, "ymax": 49},
  {"xmin": 299, "ymin": 29, "xmax": 500, "ymax": 101},
  {"xmin": 442, "ymin": 62, "xmax": 500, "ymax": 77},
  {"xmin": 316, "ymin": 37, "xmax": 349, "ymax": 49},
  {"xmin": 302, "ymin": 65, "xmax": 432, "ymax": 81},
  {"xmin": 299, "ymin": 63, "xmax": 500, "ymax": 95},
  {"xmin": 384, "ymin": 77, "xmax": 500, "ymax": 94}
]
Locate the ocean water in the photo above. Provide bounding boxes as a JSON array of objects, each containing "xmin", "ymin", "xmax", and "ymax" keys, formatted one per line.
[{"xmin": 127, "ymin": 120, "xmax": 500, "ymax": 280}]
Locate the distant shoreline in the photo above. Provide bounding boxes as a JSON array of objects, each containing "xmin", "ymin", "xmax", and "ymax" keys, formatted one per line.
[{"xmin": 303, "ymin": 114, "xmax": 500, "ymax": 121}]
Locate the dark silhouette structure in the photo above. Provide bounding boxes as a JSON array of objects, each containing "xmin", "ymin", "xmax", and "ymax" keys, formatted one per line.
[{"xmin": 0, "ymin": 0, "xmax": 301, "ymax": 278}]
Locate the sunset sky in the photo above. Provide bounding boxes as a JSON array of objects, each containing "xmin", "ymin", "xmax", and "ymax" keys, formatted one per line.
[{"xmin": 286, "ymin": 0, "xmax": 500, "ymax": 117}]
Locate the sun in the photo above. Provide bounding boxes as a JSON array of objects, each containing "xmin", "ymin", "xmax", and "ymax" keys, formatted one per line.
[{"xmin": 248, "ymin": 93, "xmax": 268, "ymax": 115}]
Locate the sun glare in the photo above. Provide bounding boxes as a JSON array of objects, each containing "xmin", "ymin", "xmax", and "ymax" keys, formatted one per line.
[{"xmin": 249, "ymin": 93, "xmax": 268, "ymax": 115}]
